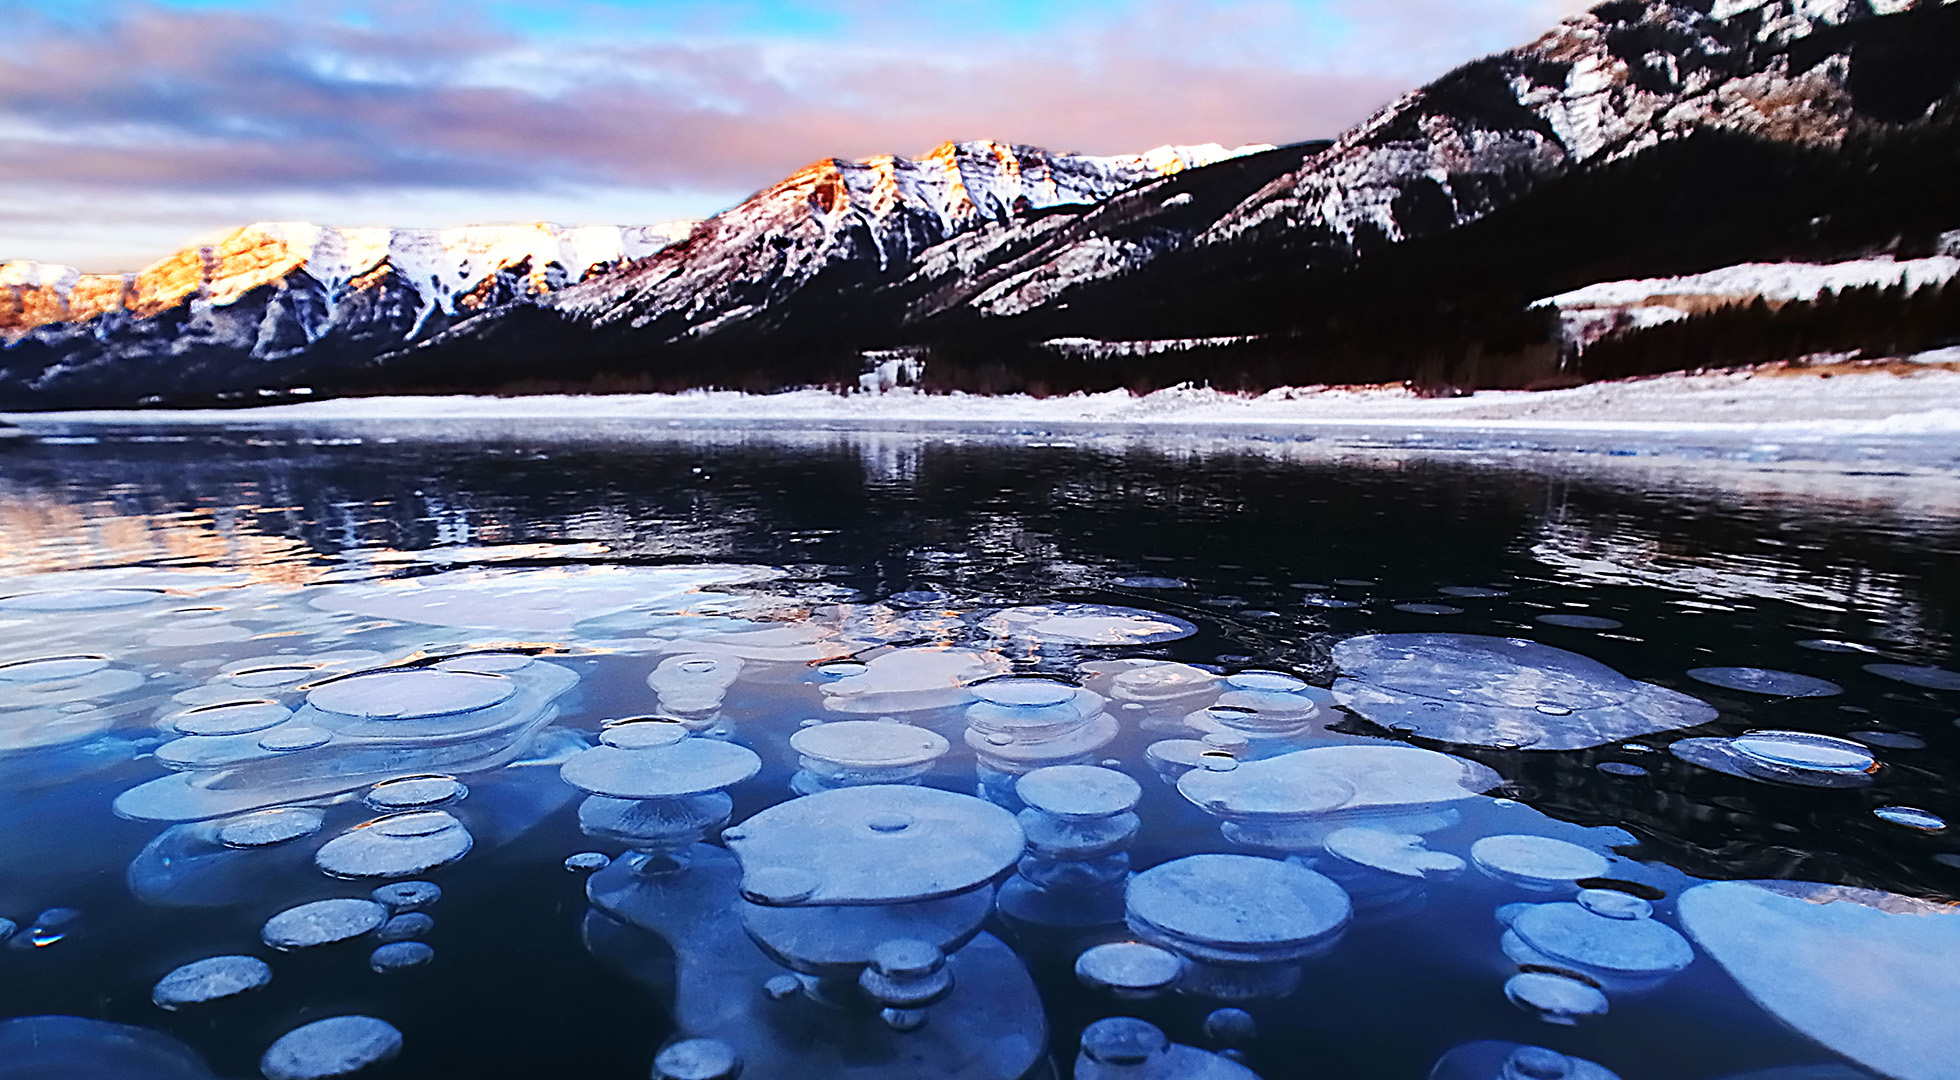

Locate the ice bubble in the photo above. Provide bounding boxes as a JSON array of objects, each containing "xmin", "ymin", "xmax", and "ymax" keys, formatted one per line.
[
  {"xmin": 1797, "ymin": 639, "xmax": 1879, "ymax": 653},
  {"xmin": 261, "ymin": 898, "xmax": 387, "ymax": 950},
  {"xmin": 370, "ymin": 881, "xmax": 440, "ymax": 913},
  {"xmin": 171, "ymin": 701, "xmax": 294, "ymax": 737},
  {"xmin": 1687, "ymin": 668, "xmax": 1842, "ymax": 697},
  {"xmin": 1222, "ymin": 670, "xmax": 1310, "ymax": 692},
  {"xmin": 310, "ymin": 563, "xmax": 782, "ymax": 634},
  {"xmin": 981, "ymin": 604, "xmax": 1198, "ymax": 646},
  {"xmin": 600, "ymin": 718, "xmax": 689, "ymax": 750},
  {"xmin": 653, "ymin": 1038, "xmax": 743, "ymax": 1080},
  {"xmin": 725, "ymin": 784, "xmax": 1024, "ymax": 906},
  {"xmin": 152, "ymin": 955, "xmax": 272, "ymax": 1010},
  {"xmin": 1864, "ymin": 663, "xmax": 1960, "ymax": 691},
  {"xmin": 819, "ymin": 647, "xmax": 1008, "ymax": 714},
  {"xmin": 1505, "ymin": 971, "xmax": 1608, "ymax": 1025},
  {"xmin": 1333, "ymin": 634, "xmax": 1716, "ymax": 750},
  {"xmin": 0, "ymin": 655, "xmax": 110, "ymax": 681},
  {"xmin": 1325, "ymin": 828, "xmax": 1465, "ymax": 880},
  {"xmin": 1202, "ymin": 1007, "xmax": 1257, "ymax": 1046},
  {"xmin": 1075, "ymin": 941, "xmax": 1185, "ymax": 995},
  {"xmin": 1428, "ymin": 1041, "xmax": 1623, "ymax": 1080},
  {"xmin": 1596, "ymin": 762, "xmax": 1648, "ymax": 777},
  {"xmin": 1471, "ymin": 835, "xmax": 1611, "ymax": 890},
  {"xmin": 1177, "ymin": 744, "xmax": 1500, "ymax": 837},
  {"xmin": 0, "ymin": 1015, "xmax": 219, "ymax": 1079},
  {"xmin": 314, "ymin": 811, "xmax": 473, "ymax": 878},
  {"xmin": 1016, "ymin": 765, "xmax": 1141, "ymax": 819},
  {"xmin": 1535, "ymin": 614, "xmax": 1623, "ymax": 630},
  {"xmin": 368, "ymin": 941, "xmax": 433, "ymax": 973},
  {"xmin": 1127, "ymin": 853, "xmax": 1352, "ymax": 962},
  {"xmin": 559, "ymin": 738, "xmax": 761, "ymax": 800},
  {"xmin": 1873, "ymin": 806, "xmax": 1945, "ymax": 831},
  {"xmin": 375, "ymin": 912, "xmax": 433, "ymax": 942},
  {"xmin": 309, "ymin": 669, "xmax": 515, "ymax": 719},
  {"xmin": 1680, "ymin": 880, "xmax": 1960, "ymax": 1080},
  {"xmin": 431, "ymin": 651, "xmax": 534, "ymax": 674},
  {"xmin": 1503, "ymin": 896, "xmax": 1693, "ymax": 983},
  {"xmin": 23, "ymin": 907, "xmax": 79, "ymax": 947},
  {"xmin": 1114, "ymin": 576, "xmax": 1186, "ymax": 589},
  {"xmin": 564, "ymin": 851, "xmax": 611, "ymax": 872},
  {"xmin": 790, "ymin": 719, "xmax": 949, "ymax": 786},
  {"xmin": 1671, "ymin": 730, "xmax": 1878, "ymax": 787},
  {"xmin": 364, "ymin": 775, "xmax": 466, "ymax": 811},
  {"xmin": 259, "ymin": 1015, "xmax": 401, "ymax": 1080},
  {"xmin": 217, "ymin": 807, "xmax": 326, "ymax": 849},
  {"xmin": 1440, "ymin": 587, "xmax": 1509, "ymax": 598},
  {"xmin": 258, "ymin": 726, "xmax": 332, "ymax": 752},
  {"xmin": 0, "ymin": 662, "xmax": 143, "ymax": 708},
  {"xmin": 227, "ymin": 666, "xmax": 321, "ymax": 690},
  {"xmin": 0, "ymin": 918, "xmax": 14, "ymax": 942},
  {"xmin": 0, "ymin": 588, "xmax": 162, "ymax": 612},
  {"xmin": 1396, "ymin": 603, "xmax": 1463, "ymax": 616},
  {"xmin": 1301, "ymin": 595, "xmax": 1360, "ymax": 609},
  {"xmin": 1334, "ymin": 579, "xmax": 1375, "ymax": 587}
]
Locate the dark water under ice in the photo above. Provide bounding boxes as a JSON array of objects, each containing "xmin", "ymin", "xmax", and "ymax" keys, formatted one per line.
[{"xmin": 0, "ymin": 420, "xmax": 1957, "ymax": 1080}]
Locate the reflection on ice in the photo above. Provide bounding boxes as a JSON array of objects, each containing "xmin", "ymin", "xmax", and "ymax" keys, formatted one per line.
[{"xmin": 1333, "ymin": 634, "xmax": 1716, "ymax": 750}]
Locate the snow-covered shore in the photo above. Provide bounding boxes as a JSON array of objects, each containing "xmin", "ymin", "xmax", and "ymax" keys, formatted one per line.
[{"xmin": 10, "ymin": 359, "xmax": 1960, "ymax": 436}]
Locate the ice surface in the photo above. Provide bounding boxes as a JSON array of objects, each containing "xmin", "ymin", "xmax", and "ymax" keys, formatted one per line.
[
  {"xmin": 152, "ymin": 955, "xmax": 271, "ymax": 1010},
  {"xmin": 259, "ymin": 1015, "xmax": 401, "ymax": 1080},
  {"xmin": 1333, "ymin": 634, "xmax": 1716, "ymax": 750},
  {"xmin": 308, "ymin": 564, "xmax": 781, "ymax": 635},
  {"xmin": 1680, "ymin": 880, "xmax": 1960, "ymax": 1080},
  {"xmin": 261, "ymin": 898, "xmax": 387, "ymax": 950}
]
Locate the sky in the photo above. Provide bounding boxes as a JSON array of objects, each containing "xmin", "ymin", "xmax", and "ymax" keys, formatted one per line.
[{"xmin": 0, "ymin": 0, "xmax": 1592, "ymax": 271}]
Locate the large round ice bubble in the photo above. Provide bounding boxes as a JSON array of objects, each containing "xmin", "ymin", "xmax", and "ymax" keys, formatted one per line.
[
  {"xmin": 314, "ymin": 811, "xmax": 473, "ymax": 878},
  {"xmin": 818, "ymin": 647, "xmax": 1008, "ymax": 715},
  {"xmin": 981, "ymin": 604, "xmax": 1198, "ymax": 646},
  {"xmin": 260, "ymin": 1015, "xmax": 402, "ymax": 1080},
  {"xmin": 725, "ymin": 784, "xmax": 1024, "ymax": 906},
  {"xmin": 1332, "ymin": 633, "xmax": 1717, "ymax": 750},
  {"xmin": 1679, "ymin": 880, "xmax": 1960, "ymax": 1080},
  {"xmin": 308, "ymin": 669, "xmax": 514, "ymax": 719},
  {"xmin": 1127, "ymin": 853, "xmax": 1351, "ymax": 962}
]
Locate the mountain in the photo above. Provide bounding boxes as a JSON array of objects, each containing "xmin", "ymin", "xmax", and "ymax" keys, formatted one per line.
[
  {"xmin": 5, "ymin": 0, "xmax": 1958, "ymax": 406},
  {"xmin": 0, "ymin": 221, "xmax": 694, "ymax": 407}
]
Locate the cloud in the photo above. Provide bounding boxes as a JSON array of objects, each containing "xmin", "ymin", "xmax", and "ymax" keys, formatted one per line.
[{"xmin": 0, "ymin": 0, "xmax": 1595, "ymax": 268}]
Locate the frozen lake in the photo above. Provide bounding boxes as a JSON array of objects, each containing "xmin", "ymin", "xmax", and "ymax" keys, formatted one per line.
[{"xmin": 0, "ymin": 418, "xmax": 1955, "ymax": 1080}]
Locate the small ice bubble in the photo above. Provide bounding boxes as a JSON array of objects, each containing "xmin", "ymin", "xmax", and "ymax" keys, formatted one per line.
[
  {"xmin": 363, "ymin": 775, "xmax": 466, "ymax": 811},
  {"xmin": 0, "ymin": 918, "xmax": 14, "ymax": 942},
  {"xmin": 1535, "ymin": 614, "xmax": 1623, "ymax": 630},
  {"xmin": 375, "ymin": 912, "xmax": 433, "ymax": 943},
  {"xmin": 653, "ymin": 1038, "xmax": 743, "ymax": 1080},
  {"xmin": 370, "ymin": 881, "xmax": 440, "ymax": 912},
  {"xmin": 260, "ymin": 1015, "xmax": 401, "ymax": 1080},
  {"xmin": 258, "ymin": 726, "xmax": 332, "ymax": 752},
  {"xmin": 1505, "ymin": 971, "xmax": 1608, "ymax": 1024},
  {"xmin": 262, "ymin": 899, "xmax": 388, "ymax": 950},
  {"xmin": 1596, "ymin": 762, "xmax": 1648, "ymax": 778},
  {"xmin": 1864, "ymin": 664, "xmax": 1960, "ymax": 691},
  {"xmin": 1395, "ymin": 603, "xmax": 1463, "ymax": 616},
  {"xmin": 599, "ymin": 718, "xmax": 689, "ymax": 750},
  {"xmin": 1439, "ymin": 587, "xmax": 1509, "ymax": 598},
  {"xmin": 1202, "ymin": 1007, "xmax": 1257, "ymax": 1046},
  {"xmin": 1075, "ymin": 942, "xmax": 1185, "ymax": 995},
  {"xmin": 1873, "ymin": 806, "xmax": 1946, "ymax": 832},
  {"xmin": 565, "ymin": 851, "xmax": 611, "ymax": 872},
  {"xmin": 153, "ymin": 955, "xmax": 272, "ymax": 1010},
  {"xmin": 309, "ymin": 668, "xmax": 515, "ymax": 719},
  {"xmin": 170, "ymin": 701, "xmax": 293, "ymax": 736},
  {"xmin": 368, "ymin": 941, "xmax": 433, "ymax": 974},
  {"xmin": 1113, "ymin": 576, "xmax": 1186, "ymax": 589},
  {"xmin": 1850, "ymin": 730, "xmax": 1926, "ymax": 750}
]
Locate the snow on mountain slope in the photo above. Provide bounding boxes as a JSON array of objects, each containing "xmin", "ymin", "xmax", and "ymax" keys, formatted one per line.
[
  {"xmin": 2, "ymin": 221, "xmax": 695, "ymax": 341},
  {"xmin": 543, "ymin": 140, "xmax": 1266, "ymax": 340},
  {"xmin": 1538, "ymin": 255, "xmax": 1960, "ymax": 348},
  {"xmin": 959, "ymin": 0, "xmax": 1946, "ymax": 318}
]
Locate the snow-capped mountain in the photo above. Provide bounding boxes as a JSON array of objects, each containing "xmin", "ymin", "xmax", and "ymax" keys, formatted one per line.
[
  {"xmin": 0, "ymin": 221, "xmax": 694, "ymax": 405},
  {"xmin": 921, "ymin": 0, "xmax": 1951, "ymax": 320},
  {"xmin": 526, "ymin": 140, "xmax": 1267, "ymax": 344}
]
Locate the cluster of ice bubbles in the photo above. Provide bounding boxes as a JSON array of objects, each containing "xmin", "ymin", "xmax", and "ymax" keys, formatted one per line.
[{"xmin": 12, "ymin": 552, "xmax": 1960, "ymax": 1080}]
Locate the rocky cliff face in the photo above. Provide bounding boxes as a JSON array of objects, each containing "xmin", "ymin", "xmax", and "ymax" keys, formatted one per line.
[
  {"xmin": 536, "ymin": 140, "xmax": 1267, "ymax": 344},
  {"xmin": 0, "ymin": 221, "xmax": 693, "ymax": 405},
  {"xmin": 923, "ymin": 0, "xmax": 1950, "ymax": 321}
]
